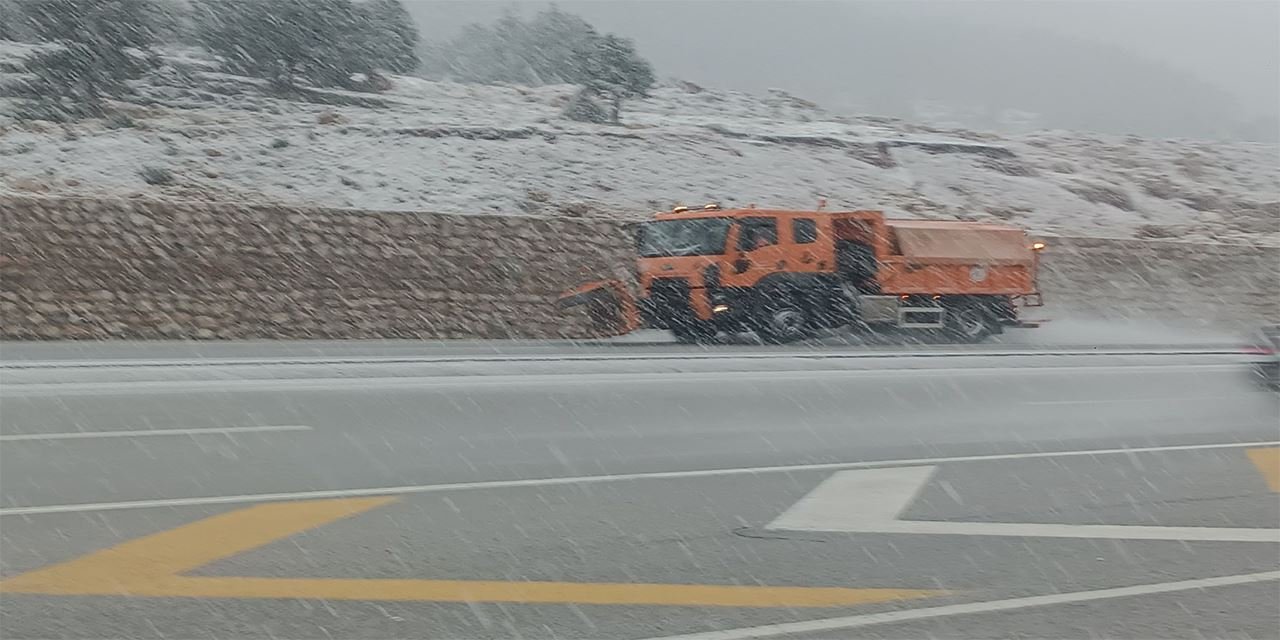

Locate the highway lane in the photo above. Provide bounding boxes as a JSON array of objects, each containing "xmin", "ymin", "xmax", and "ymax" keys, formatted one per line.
[
  {"xmin": 1, "ymin": 342, "xmax": 1277, "ymax": 638},
  {"xmin": 1, "ymin": 351, "xmax": 1273, "ymax": 510}
]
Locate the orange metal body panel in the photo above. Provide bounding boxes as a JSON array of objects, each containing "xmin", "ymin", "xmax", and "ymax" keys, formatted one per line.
[
  {"xmin": 876, "ymin": 260, "xmax": 1035, "ymax": 295},
  {"xmin": 641, "ymin": 208, "xmax": 1038, "ymax": 297}
]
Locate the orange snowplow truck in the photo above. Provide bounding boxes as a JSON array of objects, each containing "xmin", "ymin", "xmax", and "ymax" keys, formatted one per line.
[{"xmin": 559, "ymin": 205, "xmax": 1045, "ymax": 343}]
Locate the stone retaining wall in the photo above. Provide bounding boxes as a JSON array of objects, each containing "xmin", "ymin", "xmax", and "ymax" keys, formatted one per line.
[
  {"xmin": 1, "ymin": 197, "xmax": 633, "ymax": 340},
  {"xmin": 2, "ymin": 196, "xmax": 1275, "ymax": 340}
]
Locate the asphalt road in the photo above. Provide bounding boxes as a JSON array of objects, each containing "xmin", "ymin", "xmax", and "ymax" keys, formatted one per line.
[{"xmin": 1, "ymin": 339, "xmax": 1277, "ymax": 639}]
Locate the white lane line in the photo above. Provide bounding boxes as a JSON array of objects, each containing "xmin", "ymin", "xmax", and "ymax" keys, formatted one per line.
[
  {"xmin": 0, "ymin": 364, "xmax": 1243, "ymax": 397},
  {"xmin": 640, "ymin": 571, "xmax": 1280, "ymax": 640},
  {"xmin": 1025, "ymin": 394, "xmax": 1260, "ymax": 406},
  {"xmin": 0, "ymin": 425, "xmax": 313, "ymax": 442},
  {"xmin": 2, "ymin": 439, "xmax": 1274, "ymax": 516}
]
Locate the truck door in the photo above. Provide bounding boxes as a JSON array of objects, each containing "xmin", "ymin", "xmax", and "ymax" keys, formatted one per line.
[{"xmin": 726, "ymin": 217, "xmax": 787, "ymax": 286}]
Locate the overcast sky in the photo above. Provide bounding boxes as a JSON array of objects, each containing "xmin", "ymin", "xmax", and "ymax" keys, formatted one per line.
[
  {"xmin": 408, "ymin": 1, "xmax": 1279, "ymax": 139},
  {"xmin": 899, "ymin": 0, "xmax": 1279, "ymax": 118}
]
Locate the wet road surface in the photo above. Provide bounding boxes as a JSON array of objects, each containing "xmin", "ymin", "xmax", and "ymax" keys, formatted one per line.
[{"xmin": 2, "ymin": 340, "xmax": 1277, "ymax": 638}]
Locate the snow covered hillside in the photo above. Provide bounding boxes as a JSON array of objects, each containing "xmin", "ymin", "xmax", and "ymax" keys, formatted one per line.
[{"xmin": 2, "ymin": 43, "xmax": 1277, "ymax": 245}]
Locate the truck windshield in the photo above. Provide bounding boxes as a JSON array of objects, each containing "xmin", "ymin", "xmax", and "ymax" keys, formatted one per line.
[{"xmin": 637, "ymin": 218, "xmax": 732, "ymax": 257}]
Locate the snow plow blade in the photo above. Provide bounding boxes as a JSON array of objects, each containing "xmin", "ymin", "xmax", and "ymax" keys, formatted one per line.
[{"xmin": 557, "ymin": 280, "xmax": 641, "ymax": 337}]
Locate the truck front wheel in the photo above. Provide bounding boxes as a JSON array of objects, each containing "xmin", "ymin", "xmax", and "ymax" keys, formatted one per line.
[{"xmin": 756, "ymin": 295, "xmax": 812, "ymax": 344}]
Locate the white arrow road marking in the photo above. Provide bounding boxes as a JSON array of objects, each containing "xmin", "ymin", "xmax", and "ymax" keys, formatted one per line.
[
  {"xmin": 770, "ymin": 466, "xmax": 937, "ymax": 529},
  {"xmin": 767, "ymin": 466, "xmax": 1280, "ymax": 542}
]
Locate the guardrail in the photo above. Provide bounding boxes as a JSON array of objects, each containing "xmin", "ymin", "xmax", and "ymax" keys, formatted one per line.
[{"xmin": 0, "ymin": 345, "xmax": 1252, "ymax": 369}]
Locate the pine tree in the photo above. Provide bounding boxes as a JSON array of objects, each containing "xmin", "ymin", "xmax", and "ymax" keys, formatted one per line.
[
  {"xmin": 358, "ymin": 0, "xmax": 419, "ymax": 75},
  {"xmin": 578, "ymin": 34, "xmax": 655, "ymax": 122},
  {"xmin": 525, "ymin": 7, "xmax": 598, "ymax": 85},
  {"xmin": 150, "ymin": 0, "xmax": 194, "ymax": 46},
  {"xmin": 424, "ymin": 7, "xmax": 654, "ymax": 122},
  {"xmin": 193, "ymin": 0, "xmax": 372, "ymax": 90},
  {"xmin": 15, "ymin": 0, "xmax": 157, "ymax": 118},
  {"xmin": 0, "ymin": 0, "xmax": 27, "ymax": 41},
  {"xmin": 430, "ymin": 11, "xmax": 535, "ymax": 85}
]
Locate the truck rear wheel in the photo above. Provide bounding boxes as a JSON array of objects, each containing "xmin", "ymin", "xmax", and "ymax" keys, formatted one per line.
[{"xmin": 944, "ymin": 304, "xmax": 995, "ymax": 343}]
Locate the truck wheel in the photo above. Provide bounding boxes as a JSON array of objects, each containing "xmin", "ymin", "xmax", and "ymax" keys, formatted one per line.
[
  {"xmin": 944, "ymin": 304, "xmax": 994, "ymax": 343},
  {"xmin": 756, "ymin": 295, "xmax": 811, "ymax": 344},
  {"xmin": 671, "ymin": 322, "xmax": 716, "ymax": 344}
]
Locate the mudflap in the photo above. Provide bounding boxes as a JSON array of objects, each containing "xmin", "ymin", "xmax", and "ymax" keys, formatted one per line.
[
  {"xmin": 1009, "ymin": 292, "xmax": 1048, "ymax": 328},
  {"xmin": 557, "ymin": 280, "xmax": 641, "ymax": 337}
]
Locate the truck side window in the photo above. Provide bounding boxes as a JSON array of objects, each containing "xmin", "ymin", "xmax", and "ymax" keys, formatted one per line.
[
  {"xmin": 737, "ymin": 218, "xmax": 778, "ymax": 251},
  {"xmin": 793, "ymin": 218, "xmax": 818, "ymax": 244}
]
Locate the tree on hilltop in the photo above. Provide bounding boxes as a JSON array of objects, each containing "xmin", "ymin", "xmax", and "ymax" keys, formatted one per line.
[
  {"xmin": 359, "ymin": 0, "xmax": 419, "ymax": 75},
  {"xmin": 12, "ymin": 0, "xmax": 158, "ymax": 119},
  {"xmin": 193, "ymin": 0, "xmax": 419, "ymax": 90},
  {"xmin": 193, "ymin": 0, "xmax": 357, "ymax": 90},
  {"xmin": 578, "ymin": 33, "xmax": 655, "ymax": 123},
  {"xmin": 424, "ymin": 7, "xmax": 655, "ymax": 123}
]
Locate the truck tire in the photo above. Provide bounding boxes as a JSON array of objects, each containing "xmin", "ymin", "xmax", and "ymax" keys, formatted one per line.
[
  {"xmin": 756, "ymin": 294, "xmax": 812, "ymax": 344},
  {"xmin": 943, "ymin": 304, "xmax": 995, "ymax": 343}
]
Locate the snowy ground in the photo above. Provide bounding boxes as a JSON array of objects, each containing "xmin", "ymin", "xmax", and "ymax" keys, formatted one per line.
[{"xmin": 1, "ymin": 43, "xmax": 1277, "ymax": 244}]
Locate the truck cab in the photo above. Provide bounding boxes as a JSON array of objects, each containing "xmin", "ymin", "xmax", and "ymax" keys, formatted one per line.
[{"xmin": 636, "ymin": 207, "xmax": 857, "ymax": 341}]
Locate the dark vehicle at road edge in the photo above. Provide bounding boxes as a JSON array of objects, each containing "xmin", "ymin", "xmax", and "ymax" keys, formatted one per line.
[{"xmin": 1245, "ymin": 325, "xmax": 1280, "ymax": 389}]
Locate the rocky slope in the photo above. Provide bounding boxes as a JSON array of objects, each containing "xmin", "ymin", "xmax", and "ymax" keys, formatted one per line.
[{"xmin": 1, "ymin": 42, "xmax": 1276, "ymax": 244}]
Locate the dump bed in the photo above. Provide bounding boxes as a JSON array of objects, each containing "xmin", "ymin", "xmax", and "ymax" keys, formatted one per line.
[
  {"xmin": 887, "ymin": 220, "xmax": 1034, "ymax": 265},
  {"xmin": 873, "ymin": 218, "xmax": 1039, "ymax": 295}
]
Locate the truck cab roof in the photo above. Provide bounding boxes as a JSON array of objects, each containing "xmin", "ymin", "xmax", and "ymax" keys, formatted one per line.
[
  {"xmin": 652, "ymin": 208, "xmax": 1023, "ymax": 231},
  {"xmin": 649, "ymin": 207, "xmax": 1035, "ymax": 264}
]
